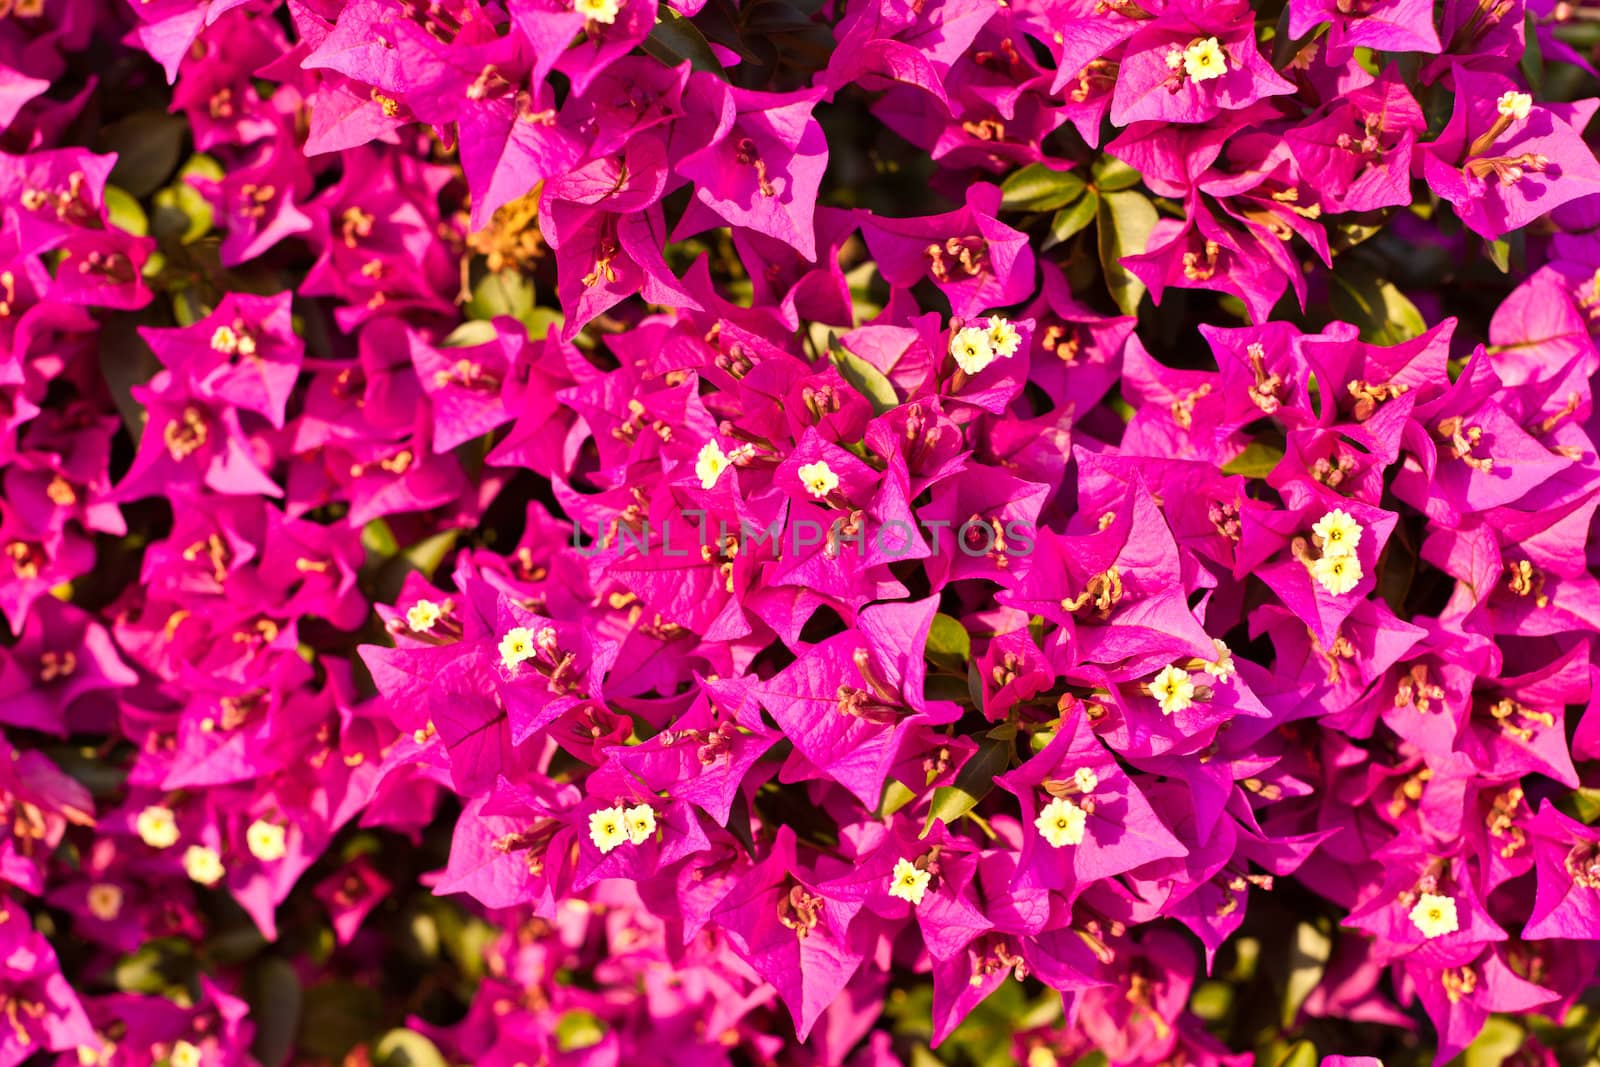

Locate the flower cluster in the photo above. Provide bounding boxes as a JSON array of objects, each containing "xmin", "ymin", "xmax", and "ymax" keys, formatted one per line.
[{"xmin": 3, "ymin": 0, "xmax": 1600, "ymax": 1064}]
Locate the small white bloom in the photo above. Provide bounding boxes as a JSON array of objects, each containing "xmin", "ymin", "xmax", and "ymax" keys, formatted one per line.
[
  {"xmin": 1409, "ymin": 892, "xmax": 1460, "ymax": 939},
  {"xmin": 1497, "ymin": 91, "xmax": 1533, "ymax": 121},
  {"xmin": 798, "ymin": 460, "xmax": 840, "ymax": 498},
  {"xmin": 499, "ymin": 626, "xmax": 537, "ymax": 670},
  {"xmin": 575, "ymin": 0, "xmax": 621, "ymax": 23},
  {"xmin": 986, "ymin": 316, "xmax": 1022, "ymax": 359},
  {"xmin": 1072, "ymin": 766, "xmax": 1099, "ymax": 793},
  {"xmin": 1203, "ymin": 638, "xmax": 1236, "ymax": 682},
  {"xmin": 1036, "ymin": 796, "xmax": 1087, "ymax": 847},
  {"xmin": 170, "ymin": 1041, "xmax": 203, "ymax": 1067},
  {"xmin": 182, "ymin": 845, "xmax": 225, "ymax": 886},
  {"xmin": 136, "ymin": 805, "xmax": 180, "ymax": 850},
  {"xmin": 1312, "ymin": 553, "xmax": 1363, "ymax": 596},
  {"xmin": 589, "ymin": 806, "xmax": 628, "ymax": 853},
  {"xmin": 950, "ymin": 326, "xmax": 996, "ymax": 374},
  {"xmin": 1150, "ymin": 664, "xmax": 1196, "ymax": 715},
  {"xmin": 888, "ymin": 857, "xmax": 932, "ymax": 905},
  {"xmin": 696, "ymin": 441, "xmax": 731, "ymax": 490},
  {"xmin": 1312, "ymin": 507, "xmax": 1363, "ymax": 558},
  {"xmin": 246, "ymin": 819, "xmax": 287, "ymax": 862},
  {"xmin": 406, "ymin": 598, "xmax": 442, "ymax": 632},
  {"xmin": 624, "ymin": 803, "xmax": 656, "ymax": 845},
  {"xmin": 1183, "ymin": 37, "xmax": 1227, "ymax": 82}
]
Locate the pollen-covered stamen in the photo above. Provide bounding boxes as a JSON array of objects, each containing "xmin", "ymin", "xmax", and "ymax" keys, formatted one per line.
[
  {"xmin": 1441, "ymin": 965, "xmax": 1478, "ymax": 1004},
  {"xmin": 466, "ymin": 64, "xmax": 513, "ymax": 102},
  {"xmin": 801, "ymin": 383, "xmax": 843, "ymax": 420},
  {"xmin": 1387, "ymin": 766, "xmax": 1432, "ymax": 817},
  {"xmin": 1336, "ymin": 112, "xmax": 1387, "ymax": 157},
  {"xmin": 581, "ymin": 217, "xmax": 621, "ymax": 288},
  {"xmin": 925, "ymin": 236, "xmax": 989, "ymax": 282},
  {"xmin": 835, "ymin": 683, "xmax": 900, "ymax": 726},
  {"xmin": 0, "ymin": 0, "xmax": 46, "ymax": 17},
  {"xmin": 1311, "ymin": 452, "xmax": 1358, "ymax": 488},
  {"xmin": 1464, "ymin": 151, "xmax": 1551, "ymax": 185},
  {"xmin": 180, "ymin": 533, "xmax": 231, "ymax": 584},
  {"xmin": 1434, "ymin": 416, "xmax": 1494, "ymax": 471},
  {"xmin": 4, "ymin": 540, "xmax": 41, "ymax": 580},
  {"xmin": 776, "ymin": 883, "xmax": 825, "ymax": 939},
  {"xmin": 1041, "ymin": 322, "xmax": 1082, "ymax": 364},
  {"xmin": 1505, "ymin": 559, "xmax": 1550, "ymax": 607},
  {"xmin": 401, "ymin": 0, "xmax": 464, "ymax": 41},
  {"xmin": 991, "ymin": 651, "xmax": 1025, "ymax": 689},
  {"xmin": 237, "ymin": 183, "xmax": 276, "ymax": 220},
  {"xmin": 163, "ymin": 407, "xmax": 210, "ymax": 461},
  {"xmin": 37, "ymin": 649, "xmax": 76, "ymax": 683},
  {"xmin": 1485, "ymin": 786, "xmax": 1527, "ymax": 859},
  {"xmin": 967, "ymin": 934, "xmax": 1029, "ymax": 986},
  {"xmin": 732, "ymin": 137, "xmax": 777, "ymax": 197},
  {"xmin": 1208, "ymin": 500, "xmax": 1241, "ymax": 541},
  {"xmin": 963, "ymin": 514, "xmax": 1012, "ymax": 569},
  {"xmin": 1068, "ymin": 59, "xmax": 1118, "ymax": 102},
  {"xmin": 1170, "ymin": 382, "xmax": 1213, "ymax": 429},
  {"xmin": 1394, "ymin": 663, "xmax": 1445, "ymax": 712},
  {"xmin": 69, "ymin": 248, "xmax": 136, "ymax": 284},
  {"xmin": 1347, "ymin": 378, "xmax": 1410, "ymax": 420},
  {"xmin": 432, "ymin": 357, "xmax": 502, "ymax": 393},
  {"xmin": 1182, "ymin": 240, "xmax": 1221, "ymax": 281},
  {"xmin": 1564, "ymin": 840, "xmax": 1600, "ymax": 888},
  {"xmin": 1487, "ymin": 697, "xmax": 1555, "ymax": 742},
  {"xmin": 1311, "ymin": 629, "xmax": 1355, "ymax": 683},
  {"xmin": 1061, "ymin": 566, "xmax": 1123, "ymax": 619},
  {"xmin": 1245, "ymin": 342, "xmax": 1285, "ymax": 413}
]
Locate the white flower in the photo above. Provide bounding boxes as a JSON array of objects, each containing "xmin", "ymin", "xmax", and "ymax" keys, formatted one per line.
[
  {"xmin": 1312, "ymin": 553, "xmax": 1363, "ymax": 596},
  {"xmin": 1203, "ymin": 638, "xmax": 1236, "ymax": 681},
  {"xmin": 1150, "ymin": 664, "xmax": 1196, "ymax": 715},
  {"xmin": 696, "ymin": 441, "xmax": 730, "ymax": 490},
  {"xmin": 1409, "ymin": 893, "xmax": 1460, "ymax": 939},
  {"xmin": 950, "ymin": 326, "xmax": 996, "ymax": 374},
  {"xmin": 182, "ymin": 845, "xmax": 225, "ymax": 886},
  {"xmin": 986, "ymin": 316, "xmax": 1022, "ymax": 359},
  {"xmin": 1497, "ymin": 91, "xmax": 1533, "ymax": 121},
  {"xmin": 406, "ymin": 598, "xmax": 442, "ymax": 632},
  {"xmin": 499, "ymin": 626, "xmax": 537, "ymax": 670},
  {"xmin": 624, "ymin": 803, "xmax": 656, "ymax": 845},
  {"xmin": 589, "ymin": 806, "xmax": 628, "ymax": 853},
  {"xmin": 170, "ymin": 1042, "xmax": 203, "ymax": 1067},
  {"xmin": 1312, "ymin": 508, "xmax": 1363, "ymax": 558},
  {"xmin": 888, "ymin": 857, "xmax": 932, "ymax": 905},
  {"xmin": 574, "ymin": 0, "xmax": 621, "ymax": 23},
  {"xmin": 798, "ymin": 460, "xmax": 839, "ymax": 498},
  {"xmin": 1183, "ymin": 37, "xmax": 1227, "ymax": 82},
  {"xmin": 136, "ymin": 805, "xmax": 180, "ymax": 849},
  {"xmin": 1072, "ymin": 766, "xmax": 1099, "ymax": 793},
  {"xmin": 246, "ymin": 819, "xmax": 287, "ymax": 862},
  {"xmin": 1036, "ymin": 796, "xmax": 1087, "ymax": 847}
]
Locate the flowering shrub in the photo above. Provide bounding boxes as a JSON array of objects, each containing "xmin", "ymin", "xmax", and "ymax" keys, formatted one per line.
[{"xmin": 5, "ymin": 0, "xmax": 1600, "ymax": 1064}]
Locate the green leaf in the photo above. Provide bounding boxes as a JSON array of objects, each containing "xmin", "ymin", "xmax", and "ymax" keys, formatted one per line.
[
  {"xmin": 1097, "ymin": 190, "xmax": 1158, "ymax": 316},
  {"xmin": 100, "ymin": 112, "xmax": 188, "ymax": 198},
  {"xmin": 1281, "ymin": 921, "xmax": 1332, "ymax": 1027},
  {"xmin": 1275, "ymin": 1040, "xmax": 1318, "ymax": 1067},
  {"xmin": 642, "ymin": 9, "xmax": 728, "ymax": 79},
  {"xmin": 1044, "ymin": 189, "xmax": 1099, "ymax": 250},
  {"xmin": 97, "ymin": 317, "xmax": 162, "ymax": 443},
  {"xmin": 555, "ymin": 1010, "xmax": 607, "ymax": 1053},
  {"xmin": 372, "ymin": 1029, "xmax": 450, "ymax": 1067},
  {"xmin": 466, "ymin": 270, "xmax": 536, "ymax": 328},
  {"xmin": 1329, "ymin": 268, "xmax": 1426, "ymax": 345},
  {"xmin": 1464, "ymin": 1017, "xmax": 1525, "ymax": 1067},
  {"xmin": 300, "ymin": 983, "xmax": 385, "ymax": 1061},
  {"xmin": 828, "ymin": 334, "xmax": 899, "ymax": 414},
  {"xmin": 1521, "ymin": 11, "xmax": 1543, "ymax": 92},
  {"xmin": 1568, "ymin": 786, "xmax": 1600, "ymax": 824},
  {"xmin": 924, "ymin": 613, "xmax": 971, "ymax": 672},
  {"xmin": 1221, "ymin": 442, "xmax": 1283, "ymax": 478},
  {"xmin": 102, "ymin": 186, "xmax": 148, "ymax": 237},
  {"xmin": 1000, "ymin": 163, "xmax": 1086, "ymax": 212},
  {"xmin": 1091, "ymin": 155, "xmax": 1142, "ymax": 192},
  {"xmin": 879, "ymin": 779, "xmax": 918, "ymax": 817},
  {"xmin": 246, "ymin": 958, "xmax": 302, "ymax": 1067},
  {"xmin": 441, "ymin": 319, "xmax": 500, "ymax": 348},
  {"xmin": 922, "ymin": 733, "xmax": 1013, "ymax": 836}
]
